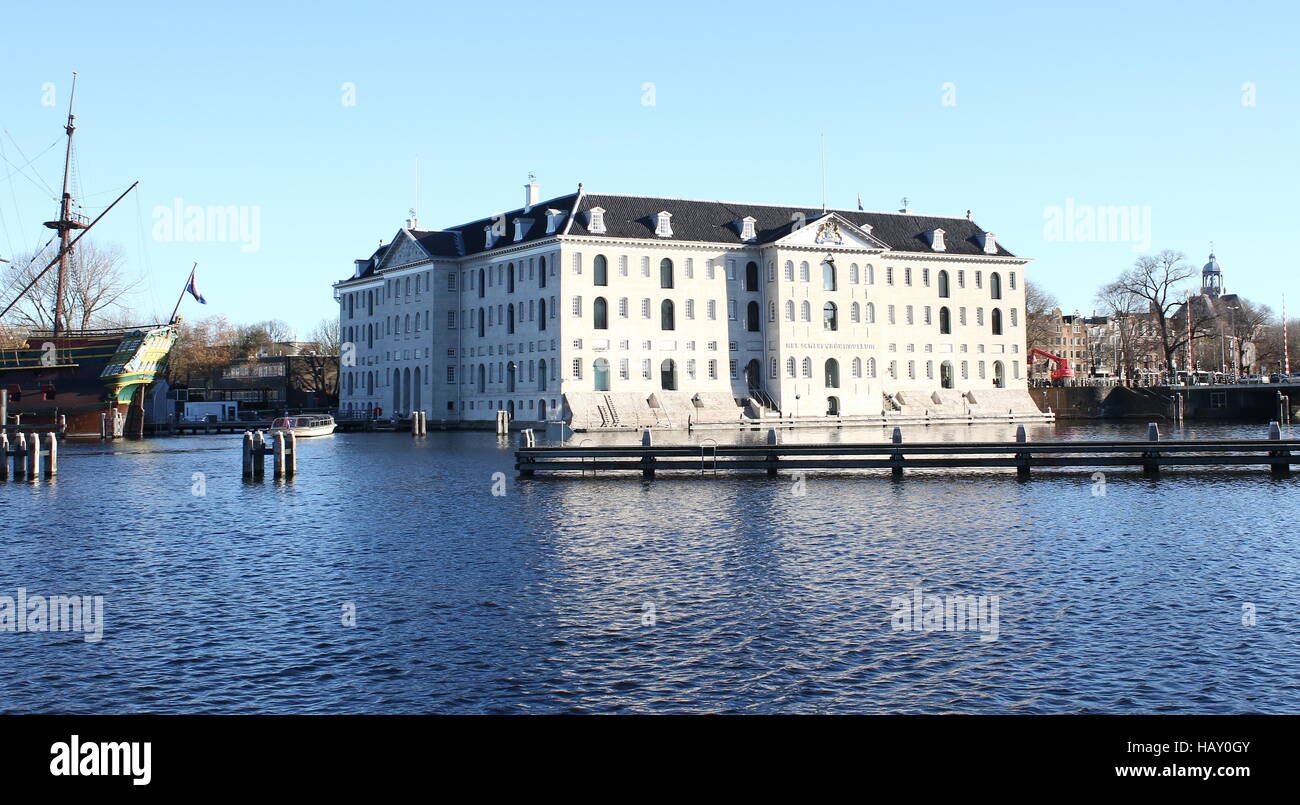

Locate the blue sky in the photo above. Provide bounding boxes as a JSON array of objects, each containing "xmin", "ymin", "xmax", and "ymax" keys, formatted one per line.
[{"xmin": 1, "ymin": 0, "xmax": 1297, "ymax": 335}]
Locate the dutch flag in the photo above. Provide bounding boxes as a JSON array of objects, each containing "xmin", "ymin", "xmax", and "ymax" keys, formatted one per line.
[{"xmin": 186, "ymin": 267, "xmax": 207, "ymax": 304}]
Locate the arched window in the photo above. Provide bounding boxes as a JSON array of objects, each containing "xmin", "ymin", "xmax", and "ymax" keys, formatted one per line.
[
  {"xmin": 786, "ymin": 356, "xmax": 796, "ymax": 378},
  {"xmin": 867, "ymin": 357, "xmax": 877, "ymax": 378},
  {"xmin": 593, "ymin": 255, "xmax": 608, "ymax": 286},
  {"xmin": 823, "ymin": 302, "xmax": 838, "ymax": 331},
  {"xmin": 939, "ymin": 306, "xmax": 951, "ymax": 334},
  {"xmin": 660, "ymin": 258, "xmax": 674, "ymax": 289},
  {"xmin": 800, "ymin": 301, "xmax": 811, "ymax": 322},
  {"xmin": 865, "ymin": 264, "xmax": 875, "ymax": 284},
  {"xmin": 539, "ymin": 256, "xmax": 547, "ymax": 289},
  {"xmin": 824, "ymin": 358, "xmax": 840, "ymax": 388},
  {"xmin": 940, "ymin": 361, "xmax": 954, "ymax": 389},
  {"xmin": 660, "ymin": 299, "xmax": 675, "ymax": 330},
  {"xmin": 823, "ymin": 260, "xmax": 836, "ymax": 291},
  {"xmin": 784, "ymin": 261, "xmax": 794, "ymax": 282},
  {"xmin": 852, "ymin": 357, "xmax": 862, "ymax": 378},
  {"xmin": 660, "ymin": 359, "xmax": 677, "ymax": 390},
  {"xmin": 506, "ymin": 362, "xmax": 517, "ymax": 392},
  {"xmin": 990, "ymin": 272, "xmax": 1002, "ymax": 300},
  {"xmin": 851, "ymin": 302, "xmax": 861, "ymax": 323},
  {"xmin": 785, "ymin": 300, "xmax": 795, "ymax": 321},
  {"xmin": 991, "ymin": 308, "xmax": 1003, "ymax": 335},
  {"xmin": 745, "ymin": 261, "xmax": 759, "ymax": 292},
  {"xmin": 746, "ymin": 301, "xmax": 761, "ymax": 332},
  {"xmin": 478, "ymin": 268, "xmax": 485, "ymax": 298},
  {"xmin": 593, "ymin": 358, "xmax": 610, "ymax": 391},
  {"xmin": 938, "ymin": 270, "xmax": 950, "ymax": 298},
  {"xmin": 826, "ymin": 396, "xmax": 840, "ymax": 416},
  {"xmin": 865, "ymin": 302, "xmax": 876, "ymax": 324},
  {"xmin": 404, "ymin": 314, "xmax": 411, "ymax": 333},
  {"xmin": 506, "ymin": 304, "xmax": 515, "ymax": 334},
  {"xmin": 538, "ymin": 359, "xmax": 547, "ymax": 391},
  {"xmin": 477, "ymin": 365, "xmax": 485, "ymax": 393},
  {"xmin": 478, "ymin": 308, "xmax": 485, "ymax": 337},
  {"xmin": 802, "ymin": 357, "xmax": 812, "ymax": 378},
  {"xmin": 593, "ymin": 297, "xmax": 608, "ymax": 329},
  {"xmin": 538, "ymin": 298, "xmax": 547, "ymax": 330},
  {"xmin": 508, "ymin": 263, "xmax": 515, "ymax": 293}
]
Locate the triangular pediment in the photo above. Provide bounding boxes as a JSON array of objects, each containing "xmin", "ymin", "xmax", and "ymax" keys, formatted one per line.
[
  {"xmin": 774, "ymin": 213, "xmax": 889, "ymax": 251},
  {"xmin": 375, "ymin": 229, "xmax": 432, "ymax": 270}
]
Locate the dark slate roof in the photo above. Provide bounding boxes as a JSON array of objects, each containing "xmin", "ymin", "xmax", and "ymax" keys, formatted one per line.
[
  {"xmin": 566, "ymin": 193, "xmax": 1016, "ymax": 257},
  {"xmin": 340, "ymin": 190, "xmax": 1015, "ymax": 284}
]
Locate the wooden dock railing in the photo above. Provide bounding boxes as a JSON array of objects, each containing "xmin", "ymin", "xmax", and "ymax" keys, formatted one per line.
[{"xmin": 515, "ymin": 423, "xmax": 1298, "ymax": 480}]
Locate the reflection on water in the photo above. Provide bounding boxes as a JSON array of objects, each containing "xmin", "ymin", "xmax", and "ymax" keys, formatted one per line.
[{"xmin": 0, "ymin": 421, "xmax": 1296, "ymax": 713}]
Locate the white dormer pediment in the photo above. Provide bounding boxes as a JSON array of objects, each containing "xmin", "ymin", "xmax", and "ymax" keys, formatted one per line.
[
  {"xmin": 375, "ymin": 230, "xmax": 432, "ymax": 271},
  {"xmin": 545, "ymin": 208, "xmax": 566, "ymax": 234},
  {"xmin": 587, "ymin": 206, "xmax": 606, "ymax": 234},
  {"xmin": 514, "ymin": 217, "xmax": 534, "ymax": 242},
  {"xmin": 773, "ymin": 213, "xmax": 889, "ymax": 251}
]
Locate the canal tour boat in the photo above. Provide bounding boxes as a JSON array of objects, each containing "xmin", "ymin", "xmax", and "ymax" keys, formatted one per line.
[{"xmin": 269, "ymin": 415, "xmax": 337, "ymax": 438}]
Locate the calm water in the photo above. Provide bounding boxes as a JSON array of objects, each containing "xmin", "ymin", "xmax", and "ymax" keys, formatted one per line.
[{"xmin": 1, "ymin": 421, "xmax": 1297, "ymax": 714}]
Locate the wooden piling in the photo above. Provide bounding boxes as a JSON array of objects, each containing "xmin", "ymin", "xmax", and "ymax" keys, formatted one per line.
[
  {"xmin": 12, "ymin": 433, "xmax": 27, "ymax": 480},
  {"xmin": 44, "ymin": 432, "xmax": 57, "ymax": 478},
  {"xmin": 641, "ymin": 428, "xmax": 655, "ymax": 478},
  {"xmin": 242, "ymin": 431, "xmax": 254, "ymax": 478},
  {"xmin": 0, "ymin": 432, "xmax": 7, "ymax": 480},
  {"xmin": 890, "ymin": 427, "xmax": 904, "ymax": 479},
  {"xmin": 766, "ymin": 426, "xmax": 779, "ymax": 476},
  {"xmin": 1268, "ymin": 420, "xmax": 1291, "ymax": 478},
  {"xmin": 0, "ymin": 388, "xmax": 7, "ymax": 429},
  {"xmin": 1015, "ymin": 424, "xmax": 1030, "ymax": 481},
  {"xmin": 26, "ymin": 431, "xmax": 40, "ymax": 481},
  {"xmin": 285, "ymin": 432, "xmax": 296, "ymax": 478},
  {"xmin": 1143, "ymin": 422, "xmax": 1160, "ymax": 477},
  {"xmin": 274, "ymin": 432, "xmax": 286, "ymax": 478}
]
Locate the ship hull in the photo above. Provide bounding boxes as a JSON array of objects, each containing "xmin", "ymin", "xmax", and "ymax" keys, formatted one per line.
[{"xmin": 1, "ymin": 326, "xmax": 177, "ymax": 437}]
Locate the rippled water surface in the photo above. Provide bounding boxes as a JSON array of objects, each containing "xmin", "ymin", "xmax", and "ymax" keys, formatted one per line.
[{"xmin": 1, "ymin": 421, "xmax": 1297, "ymax": 713}]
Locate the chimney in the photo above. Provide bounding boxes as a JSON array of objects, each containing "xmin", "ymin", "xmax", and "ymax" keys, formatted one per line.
[{"xmin": 524, "ymin": 177, "xmax": 540, "ymax": 212}]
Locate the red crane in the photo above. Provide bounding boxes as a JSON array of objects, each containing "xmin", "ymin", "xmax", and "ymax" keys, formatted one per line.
[{"xmin": 1028, "ymin": 348, "xmax": 1076, "ymax": 380}]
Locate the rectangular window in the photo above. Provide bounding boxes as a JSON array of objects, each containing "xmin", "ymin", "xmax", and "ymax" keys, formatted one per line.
[
  {"xmin": 959, "ymin": 270, "xmax": 967, "ymax": 289},
  {"xmin": 619, "ymin": 298, "xmax": 629, "ymax": 318},
  {"xmin": 686, "ymin": 299, "xmax": 695, "ymax": 319},
  {"xmin": 922, "ymin": 268, "xmax": 930, "ymax": 287},
  {"xmin": 708, "ymin": 360, "xmax": 718, "ymax": 380},
  {"xmin": 729, "ymin": 360, "xmax": 737, "ymax": 378},
  {"xmin": 642, "ymin": 359, "xmax": 651, "ymax": 379},
  {"xmin": 728, "ymin": 300, "xmax": 737, "ymax": 321},
  {"xmin": 888, "ymin": 305, "xmax": 896, "ymax": 325},
  {"xmin": 446, "ymin": 365, "xmax": 455, "ymax": 383},
  {"xmin": 708, "ymin": 300, "xmax": 717, "ymax": 320},
  {"xmin": 447, "ymin": 311, "xmax": 456, "ymax": 329},
  {"xmin": 447, "ymin": 273, "xmax": 457, "ymax": 291},
  {"xmin": 572, "ymin": 253, "xmax": 582, "ymax": 274},
  {"xmin": 904, "ymin": 267, "xmax": 912, "ymax": 286},
  {"xmin": 619, "ymin": 359, "xmax": 629, "ymax": 380},
  {"xmin": 886, "ymin": 266, "xmax": 894, "ymax": 285},
  {"xmin": 572, "ymin": 358, "xmax": 582, "ymax": 379},
  {"xmin": 571, "ymin": 297, "xmax": 582, "ymax": 317},
  {"xmin": 641, "ymin": 298, "xmax": 651, "ymax": 318},
  {"xmin": 641, "ymin": 257, "xmax": 650, "ymax": 277},
  {"xmin": 619, "ymin": 255, "xmax": 628, "ymax": 277}
]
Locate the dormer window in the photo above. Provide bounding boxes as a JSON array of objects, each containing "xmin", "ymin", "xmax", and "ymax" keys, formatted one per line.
[
  {"xmin": 739, "ymin": 216, "xmax": 757, "ymax": 241},
  {"xmin": 655, "ymin": 211, "xmax": 673, "ymax": 238},
  {"xmin": 484, "ymin": 225, "xmax": 497, "ymax": 249},
  {"xmin": 588, "ymin": 206, "xmax": 606, "ymax": 234},
  {"xmin": 980, "ymin": 232, "xmax": 998, "ymax": 254},
  {"xmin": 544, "ymin": 209, "xmax": 565, "ymax": 234},
  {"xmin": 513, "ymin": 218, "xmax": 533, "ymax": 242},
  {"xmin": 929, "ymin": 228, "xmax": 946, "ymax": 252}
]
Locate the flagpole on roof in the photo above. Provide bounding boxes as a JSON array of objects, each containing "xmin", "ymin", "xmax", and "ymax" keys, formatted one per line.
[{"xmin": 169, "ymin": 261, "xmax": 199, "ymax": 324}]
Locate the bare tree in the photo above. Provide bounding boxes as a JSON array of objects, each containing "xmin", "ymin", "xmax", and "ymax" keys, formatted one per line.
[
  {"xmin": 0, "ymin": 240, "xmax": 141, "ymax": 331},
  {"xmin": 1101, "ymin": 250, "xmax": 1214, "ymax": 375},
  {"xmin": 1024, "ymin": 280, "xmax": 1059, "ymax": 357},
  {"xmin": 292, "ymin": 317, "xmax": 339, "ymax": 405},
  {"xmin": 166, "ymin": 315, "xmax": 239, "ymax": 388},
  {"xmin": 1095, "ymin": 284, "xmax": 1164, "ymax": 380}
]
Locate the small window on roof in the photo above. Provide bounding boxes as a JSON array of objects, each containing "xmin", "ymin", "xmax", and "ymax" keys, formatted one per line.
[
  {"xmin": 484, "ymin": 225, "xmax": 497, "ymax": 249},
  {"xmin": 655, "ymin": 211, "xmax": 673, "ymax": 237},
  {"xmin": 740, "ymin": 216, "xmax": 757, "ymax": 241},
  {"xmin": 544, "ymin": 209, "xmax": 565, "ymax": 234},
  {"xmin": 587, "ymin": 206, "xmax": 606, "ymax": 234},
  {"xmin": 929, "ymin": 228, "xmax": 946, "ymax": 252}
]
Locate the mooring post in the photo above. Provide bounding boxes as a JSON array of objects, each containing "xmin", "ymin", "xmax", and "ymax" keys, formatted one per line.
[
  {"xmin": 273, "ymin": 432, "xmax": 286, "ymax": 479},
  {"xmin": 1015, "ymin": 424, "xmax": 1030, "ymax": 481},
  {"xmin": 1175, "ymin": 392, "xmax": 1184, "ymax": 423},
  {"xmin": 0, "ymin": 431, "xmax": 8, "ymax": 480},
  {"xmin": 254, "ymin": 431, "xmax": 266, "ymax": 478},
  {"xmin": 26, "ymin": 431, "xmax": 40, "ymax": 481},
  {"xmin": 641, "ymin": 427, "xmax": 655, "ymax": 479},
  {"xmin": 766, "ymin": 426, "xmax": 779, "ymax": 476},
  {"xmin": 0, "ymin": 388, "xmax": 7, "ymax": 429},
  {"xmin": 100, "ymin": 413, "xmax": 108, "ymax": 440},
  {"xmin": 1267, "ymin": 420, "xmax": 1291, "ymax": 478},
  {"xmin": 1143, "ymin": 422, "xmax": 1161, "ymax": 477},
  {"xmin": 44, "ymin": 432, "xmax": 56, "ymax": 478},
  {"xmin": 13, "ymin": 433, "xmax": 27, "ymax": 480},
  {"xmin": 1278, "ymin": 393, "xmax": 1288, "ymax": 426},
  {"xmin": 891, "ymin": 426, "xmax": 904, "ymax": 480},
  {"xmin": 285, "ymin": 431, "xmax": 297, "ymax": 478},
  {"xmin": 242, "ymin": 431, "xmax": 253, "ymax": 478}
]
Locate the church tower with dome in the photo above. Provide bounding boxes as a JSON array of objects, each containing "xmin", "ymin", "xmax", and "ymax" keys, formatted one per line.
[{"xmin": 1201, "ymin": 249, "xmax": 1225, "ymax": 298}]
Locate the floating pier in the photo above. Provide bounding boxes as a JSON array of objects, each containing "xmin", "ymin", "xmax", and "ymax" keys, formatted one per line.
[{"xmin": 515, "ymin": 423, "xmax": 1298, "ymax": 480}]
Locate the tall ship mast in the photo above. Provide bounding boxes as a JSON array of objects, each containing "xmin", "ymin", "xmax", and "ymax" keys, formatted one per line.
[{"xmin": 0, "ymin": 74, "xmax": 182, "ymax": 437}]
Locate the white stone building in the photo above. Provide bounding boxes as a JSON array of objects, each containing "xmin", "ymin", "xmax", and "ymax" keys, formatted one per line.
[{"xmin": 334, "ymin": 183, "xmax": 1038, "ymax": 428}]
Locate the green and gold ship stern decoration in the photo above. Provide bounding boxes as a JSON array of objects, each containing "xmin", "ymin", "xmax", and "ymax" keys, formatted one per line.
[{"xmin": 99, "ymin": 325, "xmax": 179, "ymax": 403}]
